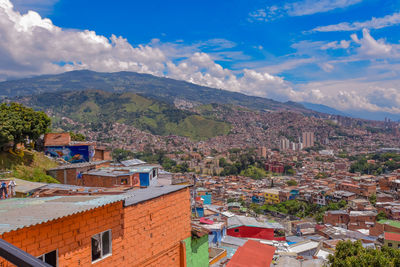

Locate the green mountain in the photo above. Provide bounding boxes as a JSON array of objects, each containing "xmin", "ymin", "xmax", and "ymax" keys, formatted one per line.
[
  {"xmin": 0, "ymin": 70, "xmax": 315, "ymax": 114},
  {"xmin": 13, "ymin": 90, "xmax": 231, "ymax": 140}
]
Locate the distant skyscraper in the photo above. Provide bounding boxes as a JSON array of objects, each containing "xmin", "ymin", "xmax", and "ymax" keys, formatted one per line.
[
  {"xmin": 280, "ymin": 137, "xmax": 290, "ymax": 151},
  {"xmin": 258, "ymin": 146, "xmax": 267, "ymax": 158},
  {"xmin": 302, "ymin": 132, "xmax": 314, "ymax": 148}
]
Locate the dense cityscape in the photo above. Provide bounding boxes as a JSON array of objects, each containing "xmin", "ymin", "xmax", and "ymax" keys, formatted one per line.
[{"xmin": 1, "ymin": 0, "xmax": 400, "ymax": 266}]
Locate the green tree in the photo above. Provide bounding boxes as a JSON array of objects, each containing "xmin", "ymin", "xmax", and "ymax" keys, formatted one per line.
[
  {"xmin": 369, "ymin": 193, "xmax": 377, "ymax": 206},
  {"xmin": 240, "ymin": 166, "xmax": 266, "ymax": 180},
  {"xmin": 377, "ymin": 211, "xmax": 387, "ymax": 221},
  {"xmin": 112, "ymin": 148, "xmax": 135, "ymax": 162},
  {"xmin": 69, "ymin": 132, "xmax": 86, "ymax": 141},
  {"xmin": 219, "ymin": 157, "xmax": 228, "ymax": 168},
  {"xmin": 328, "ymin": 240, "xmax": 400, "ymax": 266},
  {"xmin": 0, "ymin": 103, "xmax": 51, "ymax": 149}
]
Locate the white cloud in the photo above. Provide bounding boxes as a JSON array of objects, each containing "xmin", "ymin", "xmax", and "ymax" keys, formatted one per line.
[
  {"xmin": 321, "ymin": 40, "xmax": 350, "ymax": 50},
  {"xmin": 0, "ymin": 0, "xmax": 293, "ymax": 101},
  {"xmin": 249, "ymin": 0, "xmax": 362, "ymax": 21},
  {"xmin": 1, "ymin": 0, "xmax": 400, "ymax": 116},
  {"xmin": 352, "ymin": 29, "xmax": 394, "ymax": 58},
  {"xmin": 287, "ymin": 0, "xmax": 362, "ymax": 16},
  {"xmin": 295, "ymin": 79, "xmax": 400, "ymax": 113},
  {"xmin": 312, "ymin": 12, "xmax": 400, "ymax": 32}
]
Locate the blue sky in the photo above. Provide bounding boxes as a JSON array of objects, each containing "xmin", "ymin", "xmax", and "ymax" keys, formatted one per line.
[{"xmin": 2, "ymin": 0, "xmax": 400, "ymax": 118}]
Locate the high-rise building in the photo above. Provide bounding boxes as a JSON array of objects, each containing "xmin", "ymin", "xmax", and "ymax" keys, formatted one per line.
[
  {"xmin": 279, "ymin": 137, "xmax": 290, "ymax": 151},
  {"xmin": 258, "ymin": 146, "xmax": 267, "ymax": 158},
  {"xmin": 302, "ymin": 132, "xmax": 314, "ymax": 148}
]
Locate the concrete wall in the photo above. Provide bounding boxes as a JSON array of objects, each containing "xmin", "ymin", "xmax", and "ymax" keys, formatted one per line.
[{"xmin": 183, "ymin": 235, "xmax": 209, "ymax": 267}]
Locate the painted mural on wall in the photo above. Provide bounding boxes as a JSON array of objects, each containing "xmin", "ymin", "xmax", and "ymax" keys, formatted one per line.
[{"xmin": 45, "ymin": 145, "xmax": 94, "ymax": 163}]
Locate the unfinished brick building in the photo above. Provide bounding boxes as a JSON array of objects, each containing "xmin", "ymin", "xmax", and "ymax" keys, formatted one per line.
[{"xmin": 0, "ymin": 185, "xmax": 193, "ymax": 267}]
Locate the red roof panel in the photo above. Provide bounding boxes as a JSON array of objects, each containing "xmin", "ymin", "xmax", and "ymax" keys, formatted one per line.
[
  {"xmin": 385, "ymin": 232, "xmax": 400, "ymax": 242},
  {"xmin": 227, "ymin": 240, "xmax": 276, "ymax": 267}
]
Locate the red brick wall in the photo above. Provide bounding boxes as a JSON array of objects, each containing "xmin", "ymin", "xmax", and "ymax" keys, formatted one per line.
[
  {"xmin": 348, "ymin": 215, "xmax": 376, "ymax": 230},
  {"xmin": 0, "ymin": 188, "xmax": 191, "ymax": 267},
  {"xmin": 49, "ymin": 162, "xmax": 111, "ymax": 185},
  {"xmin": 82, "ymin": 174, "xmax": 132, "ymax": 187},
  {"xmin": 323, "ymin": 213, "xmax": 349, "ymax": 226},
  {"xmin": 370, "ymin": 222, "xmax": 400, "ymax": 236}
]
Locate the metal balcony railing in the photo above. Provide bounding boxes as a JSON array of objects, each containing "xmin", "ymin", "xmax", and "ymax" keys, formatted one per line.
[{"xmin": 0, "ymin": 238, "xmax": 51, "ymax": 267}]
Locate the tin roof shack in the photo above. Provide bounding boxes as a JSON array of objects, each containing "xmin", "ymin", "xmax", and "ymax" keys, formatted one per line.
[
  {"xmin": 291, "ymin": 221, "xmax": 317, "ymax": 236},
  {"xmin": 44, "ymin": 133, "xmax": 111, "ymax": 163},
  {"xmin": 288, "ymin": 240, "xmax": 320, "ymax": 257},
  {"xmin": 227, "ymin": 215, "xmax": 286, "ymax": 241},
  {"xmin": 11, "ymin": 178, "xmax": 47, "ymax": 197},
  {"xmin": 47, "ymin": 161, "xmax": 110, "ymax": 185},
  {"xmin": 82, "ymin": 169, "xmax": 139, "ymax": 188},
  {"xmin": 0, "ymin": 185, "xmax": 194, "ymax": 267},
  {"xmin": 78, "ymin": 165, "xmax": 159, "ymax": 188},
  {"xmin": 130, "ymin": 165, "xmax": 159, "ymax": 187}
]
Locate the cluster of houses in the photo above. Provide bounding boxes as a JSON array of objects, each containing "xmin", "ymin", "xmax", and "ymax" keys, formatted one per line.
[{"xmin": 0, "ymin": 132, "xmax": 400, "ymax": 266}]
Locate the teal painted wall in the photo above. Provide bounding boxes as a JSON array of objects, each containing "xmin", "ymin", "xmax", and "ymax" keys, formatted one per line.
[{"xmin": 184, "ymin": 235, "xmax": 209, "ymax": 267}]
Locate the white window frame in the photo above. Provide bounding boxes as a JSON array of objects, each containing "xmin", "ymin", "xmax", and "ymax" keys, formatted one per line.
[
  {"xmin": 38, "ymin": 249, "xmax": 58, "ymax": 267},
  {"xmin": 91, "ymin": 229, "xmax": 112, "ymax": 264}
]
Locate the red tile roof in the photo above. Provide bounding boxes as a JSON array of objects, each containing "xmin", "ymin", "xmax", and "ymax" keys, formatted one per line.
[
  {"xmin": 385, "ymin": 232, "xmax": 400, "ymax": 242},
  {"xmin": 227, "ymin": 240, "xmax": 276, "ymax": 267}
]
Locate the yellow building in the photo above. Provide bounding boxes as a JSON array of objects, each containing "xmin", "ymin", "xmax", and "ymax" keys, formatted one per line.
[{"xmin": 262, "ymin": 189, "xmax": 280, "ymax": 204}]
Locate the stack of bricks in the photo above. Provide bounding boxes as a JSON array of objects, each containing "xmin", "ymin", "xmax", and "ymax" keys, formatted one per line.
[{"xmin": 0, "ymin": 187, "xmax": 191, "ymax": 266}]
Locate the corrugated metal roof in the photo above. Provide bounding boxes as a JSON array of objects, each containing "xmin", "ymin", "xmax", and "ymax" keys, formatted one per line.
[
  {"xmin": 0, "ymin": 184, "xmax": 188, "ymax": 235},
  {"xmin": 120, "ymin": 159, "xmax": 146, "ymax": 167},
  {"xmin": 47, "ymin": 160, "xmax": 109, "ymax": 171},
  {"xmin": 0, "ymin": 194, "xmax": 125, "ymax": 235},
  {"xmin": 228, "ymin": 215, "xmax": 284, "ymax": 229},
  {"xmin": 288, "ymin": 240, "xmax": 319, "ymax": 253},
  {"xmin": 13, "ymin": 178, "xmax": 47, "ymax": 194},
  {"xmin": 123, "ymin": 185, "xmax": 188, "ymax": 206}
]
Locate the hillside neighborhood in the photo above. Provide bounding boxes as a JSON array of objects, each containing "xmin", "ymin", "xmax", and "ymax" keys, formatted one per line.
[{"xmin": 1, "ymin": 126, "xmax": 400, "ymax": 266}]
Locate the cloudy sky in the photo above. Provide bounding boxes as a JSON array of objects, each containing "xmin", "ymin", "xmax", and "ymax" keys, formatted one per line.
[{"xmin": 1, "ymin": 0, "xmax": 400, "ymax": 119}]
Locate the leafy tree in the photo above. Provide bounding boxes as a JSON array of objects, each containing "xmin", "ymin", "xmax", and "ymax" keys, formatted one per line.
[
  {"xmin": 240, "ymin": 166, "xmax": 266, "ymax": 180},
  {"xmin": 287, "ymin": 179, "xmax": 298, "ymax": 186},
  {"xmin": 0, "ymin": 103, "xmax": 51, "ymax": 149},
  {"xmin": 69, "ymin": 132, "xmax": 86, "ymax": 141},
  {"xmin": 219, "ymin": 157, "xmax": 228, "ymax": 168},
  {"xmin": 328, "ymin": 240, "xmax": 400, "ymax": 266},
  {"xmin": 377, "ymin": 211, "xmax": 387, "ymax": 221},
  {"xmin": 369, "ymin": 193, "xmax": 377, "ymax": 206},
  {"xmin": 112, "ymin": 148, "xmax": 135, "ymax": 162},
  {"xmin": 172, "ymin": 162, "xmax": 189, "ymax": 173}
]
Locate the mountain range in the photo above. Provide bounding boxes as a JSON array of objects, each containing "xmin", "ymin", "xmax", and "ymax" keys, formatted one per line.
[
  {"xmin": 13, "ymin": 90, "xmax": 231, "ymax": 140},
  {"xmin": 1, "ymin": 70, "xmax": 398, "ymax": 121},
  {"xmin": 0, "ymin": 70, "xmax": 316, "ymax": 115}
]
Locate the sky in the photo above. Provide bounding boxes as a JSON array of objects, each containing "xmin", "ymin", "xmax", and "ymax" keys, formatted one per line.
[{"xmin": 1, "ymin": 0, "xmax": 400, "ymax": 118}]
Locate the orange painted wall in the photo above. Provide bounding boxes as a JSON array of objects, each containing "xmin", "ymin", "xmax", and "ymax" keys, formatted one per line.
[{"xmin": 0, "ymin": 188, "xmax": 191, "ymax": 267}]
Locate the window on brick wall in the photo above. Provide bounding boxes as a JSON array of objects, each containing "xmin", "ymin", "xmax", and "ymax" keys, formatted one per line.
[
  {"xmin": 38, "ymin": 250, "xmax": 57, "ymax": 267},
  {"xmin": 92, "ymin": 230, "xmax": 112, "ymax": 263}
]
